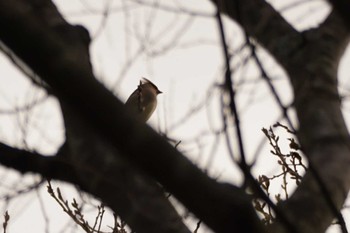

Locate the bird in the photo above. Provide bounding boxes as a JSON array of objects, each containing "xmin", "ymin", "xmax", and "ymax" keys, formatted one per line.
[{"xmin": 125, "ymin": 78, "xmax": 162, "ymax": 122}]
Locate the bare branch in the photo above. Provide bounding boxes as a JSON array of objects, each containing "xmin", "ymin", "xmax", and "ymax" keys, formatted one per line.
[
  {"xmin": 328, "ymin": 0, "xmax": 350, "ymax": 28},
  {"xmin": 0, "ymin": 1, "xmax": 264, "ymax": 232}
]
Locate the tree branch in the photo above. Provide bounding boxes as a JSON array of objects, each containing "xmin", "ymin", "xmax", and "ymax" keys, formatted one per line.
[
  {"xmin": 328, "ymin": 0, "xmax": 350, "ymax": 28},
  {"xmin": 212, "ymin": 1, "xmax": 350, "ymax": 232},
  {"xmin": 0, "ymin": 0, "xmax": 264, "ymax": 232},
  {"xmin": 270, "ymin": 10, "xmax": 350, "ymax": 233},
  {"xmin": 211, "ymin": 0, "xmax": 303, "ymax": 68},
  {"xmin": 0, "ymin": 142, "xmax": 77, "ymax": 182}
]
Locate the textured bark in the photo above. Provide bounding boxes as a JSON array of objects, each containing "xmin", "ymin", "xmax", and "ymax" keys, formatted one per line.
[
  {"xmin": 273, "ymin": 11, "xmax": 350, "ymax": 233},
  {"xmin": 212, "ymin": 1, "xmax": 350, "ymax": 232}
]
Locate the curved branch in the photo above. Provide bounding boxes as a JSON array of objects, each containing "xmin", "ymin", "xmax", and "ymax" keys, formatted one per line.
[
  {"xmin": 0, "ymin": 141, "xmax": 193, "ymax": 233},
  {"xmin": 0, "ymin": 0, "xmax": 265, "ymax": 232},
  {"xmin": 0, "ymin": 142, "xmax": 77, "ymax": 181},
  {"xmin": 212, "ymin": 1, "xmax": 350, "ymax": 232},
  {"xmin": 270, "ymin": 10, "xmax": 350, "ymax": 233},
  {"xmin": 210, "ymin": 0, "xmax": 303, "ymax": 68},
  {"xmin": 328, "ymin": 0, "xmax": 350, "ymax": 28}
]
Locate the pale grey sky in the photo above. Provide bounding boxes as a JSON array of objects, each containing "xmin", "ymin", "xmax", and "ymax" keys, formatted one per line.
[{"xmin": 0, "ymin": 1, "xmax": 348, "ymax": 232}]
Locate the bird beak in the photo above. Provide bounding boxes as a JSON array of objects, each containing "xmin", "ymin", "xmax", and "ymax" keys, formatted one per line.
[{"xmin": 157, "ymin": 90, "xmax": 163, "ymax": 94}]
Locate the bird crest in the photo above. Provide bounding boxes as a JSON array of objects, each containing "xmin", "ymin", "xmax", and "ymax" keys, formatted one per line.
[{"xmin": 139, "ymin": 77, "xmax": 162, "ymax": 94}]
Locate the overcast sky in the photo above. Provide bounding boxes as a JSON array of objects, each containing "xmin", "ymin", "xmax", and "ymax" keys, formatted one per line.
[{"xmin": 0, "ymin": 1, "xmax": 349, "ymax": 232}]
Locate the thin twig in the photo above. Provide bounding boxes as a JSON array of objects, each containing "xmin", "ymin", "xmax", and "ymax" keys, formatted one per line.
[
  {"xmin": 216, "ymin": 4, "xmax": 247, "ymax": 167},
  {"xmin": 245, "ymin": 39, "xmax": 295, "ymax": 133},
  {"xmin": 2, "ymin": 211, "xmax": 9, "ymax": 233},
  {"xmin": 193, "ymin": 220, "xmax": 202, "ymax": 233},
  {"xmin": 215, "ymin": 2, "xmax": 299, "ymax": 232}
]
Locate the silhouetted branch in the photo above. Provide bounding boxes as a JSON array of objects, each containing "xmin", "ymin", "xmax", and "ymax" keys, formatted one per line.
[{"xmin": 0, "ymin": 1, "xmax": 264, "ymax": 232}]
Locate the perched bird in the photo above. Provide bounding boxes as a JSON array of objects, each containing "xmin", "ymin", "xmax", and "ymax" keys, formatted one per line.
[{"xmin": 125, "ymin": 78, "xmax": 162, "ymax": 122}]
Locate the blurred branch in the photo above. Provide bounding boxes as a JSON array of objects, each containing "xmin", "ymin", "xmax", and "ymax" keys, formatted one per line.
[
  {"xmin": 0, "ymin": 142, "xmax": 78, "ymax": 182},
  {"xmin": 216, "ymin": 3, "xmax": 296, "ymax": 232},
  {"xmin": 245, "ymin": 41, "xmax": 295, "ymax": 132},
  {"xmin": 213, "ymin": 1, "xmax": 350, "ymax": 233},
  {"xmin": 0, "ymin": 95, "xmax": 49, "ymax": 115},
  {"xmin": 47, "ymin": 181, "xmax": 115, "ymax": 233},
  {"xmin": 328, "ymin": 0, "xmax": 350, "ymax": 28},
  {"xmin": 0, "ymin": 1, "xmax": 264, "ymax": 232},
  {"xmin": 211, "ymin": 0, "xmax": 303, "ymax": 67},
  {"xmin": 2, "ymin": 211, "xmax": 9, "ymax": 233},
  {"xmin": 130, "ymin": 0, "xmax": 214, "ymax": 17},
  {"xmin": 216, "ymin": 7, "xmax": 246, "ymax": 165}
]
